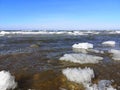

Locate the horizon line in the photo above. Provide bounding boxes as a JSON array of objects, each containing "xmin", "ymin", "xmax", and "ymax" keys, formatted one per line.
[{"xmin": 0, "ymin": 29, "xmax": 120, "ymax": 31}]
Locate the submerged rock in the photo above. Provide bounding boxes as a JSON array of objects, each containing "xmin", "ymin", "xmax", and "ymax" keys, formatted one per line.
[{"xmin": 30, "ymin": 70, "xmax": 85, "ymax": 90}]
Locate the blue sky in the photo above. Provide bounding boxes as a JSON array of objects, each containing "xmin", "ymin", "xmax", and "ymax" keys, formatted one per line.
[{"xmin": 0, "ymin": 0, "xmax": 120, "ymax": 30}]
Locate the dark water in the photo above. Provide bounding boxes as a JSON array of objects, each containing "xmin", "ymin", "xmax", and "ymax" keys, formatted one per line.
[{"xmin": 0, "ymin": 31, "xmax": 120, "ymax": 90}]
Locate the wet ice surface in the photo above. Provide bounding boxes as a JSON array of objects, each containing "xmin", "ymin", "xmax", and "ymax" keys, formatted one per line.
[
  {"xmin": 0, "ymin": 30, "xmax": 120, "ymax": 90},
  {"xmin": 59, "ymin": 53, "xmax": 103, "ymax": 64}
]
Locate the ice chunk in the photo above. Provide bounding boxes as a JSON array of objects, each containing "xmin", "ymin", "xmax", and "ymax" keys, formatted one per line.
[
  {"xmin": 86, "ymin": 80, "xmax": 116, "ymax": 90},
  {"xmin": 0, "ymin": 31, "xmax": 10, "ymax": 35},
  {"xmin": 102, "ymin": 41, "xmax": 116, "ymax": 46},
  {"xmin": 62, "ymin": 67, "xmax": 94, "ymax": 85},
  {"xmin": 109, "ymin": 49, "xmax": 120, "ymax": 60},
  {"xmin": 59, "ymin": 53, "xmax": 103, "ymax": 64},
  {"xmin": 62, "ymin": 68, "xmax": 116, "ymax": 90},
  {"xmin": 97, "ymin": 80, "xmax": 116, "ymax": 90},
  {"xmin": 0, "ymin": 70, "xmax": 17, "ymax": 90},
  {"xmin": 72, "ymin": 43, "xmax": 93, "ymax": 49},
  {"xmin": 67, "ymin": 31, "xmax": 86, "ymax": 35}
]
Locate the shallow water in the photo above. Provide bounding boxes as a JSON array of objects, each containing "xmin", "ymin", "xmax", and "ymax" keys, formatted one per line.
[{"xmin": 0, "ymin": 30, "xmax": 120, "ymax": 90}]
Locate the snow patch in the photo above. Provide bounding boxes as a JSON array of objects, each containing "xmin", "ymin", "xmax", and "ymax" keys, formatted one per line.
[
  {"xmin": 102, "ymin": 41, "xmax": 116, "ymax": 46},
  {"xmin": 72, "ymin": 43, "xmax": 93, "ymax": 49},
  {"xmin": 59, "ymin": 53, "xmax": 103, "ymax": 64},
  {"xmin": 0, "ymin": 70, "xmax": 17, "ymax": 90}
]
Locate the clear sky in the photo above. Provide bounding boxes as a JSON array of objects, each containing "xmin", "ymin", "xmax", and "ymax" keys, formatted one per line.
[{"xmin": 0, "ymin": 0, "xmax": 120, "ymax": 30}]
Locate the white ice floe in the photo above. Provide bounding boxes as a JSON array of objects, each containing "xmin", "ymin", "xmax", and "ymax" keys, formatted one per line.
[
  {"xmin": 62, "ymin": 67, "xmax": 94, "ymax": 85},
  {"xmin": 59, "ymin": 53, "xmax": 103, "ymax": 64},
  {"xmin": 108, "ymin": 31, "xmax": 120, "ymax": 34},
  {"xmin": 102, "ymin": 41, "xmax": 116, "ymax": 46},
  {"xmin": 67, "ymin": 31, "xmax": 85, "ymax": 35},
  {"xmin": 108, "ymin": 49, "xmax": 120, "ymax": 60},
  {"xmin": 62, "ymin": 68, "xmax": 116, "ymax": 90},
  {"xmin": 72, "ymin": 43, "xmax": 93, "ymax": 49},
  {"xmin": 0, "ymin": 70, "xmax": 17, "ymax": 90}
]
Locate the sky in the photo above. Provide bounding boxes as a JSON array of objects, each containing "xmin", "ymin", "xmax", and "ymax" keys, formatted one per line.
[{"xmin": 0, "ymin": 0, "xmax": 120, "ymax": 30}]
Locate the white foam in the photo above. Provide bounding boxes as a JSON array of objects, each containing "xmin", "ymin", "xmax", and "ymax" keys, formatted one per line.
[
  {"xmin": 72, "ymin": 43, "xmax": 93, "ymax": 49},
  {"xmin": 109, "ymin": 49, "xmax": 120, "ymax": 60},
  {"xmin": 102, "ymin": 41, "xmax": 116, "ymax": 46},
  {"xmin": 0, "ymin": 70, "xmax": 17, "ymax": 90},
  {"xmin": 62, "ymin": 67, "xmax": 94, "ymax": 85},
  {"xmin": 59, "ymin": 53, "xmax": 103, "ymax": 64}
]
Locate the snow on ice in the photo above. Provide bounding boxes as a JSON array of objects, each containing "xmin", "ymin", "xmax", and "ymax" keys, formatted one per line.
[
  {"xmin": 59, "ymin": 53, "xmax": 103, "ymax": 64},
  {"xmin": 0, "ymin": 70, "xmax": 17, "ymax": 90}
]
